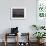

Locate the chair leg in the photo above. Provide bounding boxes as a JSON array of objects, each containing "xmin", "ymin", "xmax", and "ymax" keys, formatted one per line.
[
  {"xmin": 4, "ymin": 33, "xmax": 7, "ymax": 46},
  {"xmin": 4, "ymin": 41, "xmax": 7, "ymax": 46}
]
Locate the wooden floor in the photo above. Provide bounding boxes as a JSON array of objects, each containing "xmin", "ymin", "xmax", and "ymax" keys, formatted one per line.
[{"xmin": 0, "ymin": 42, "xmax": 46, "ymax": 46}]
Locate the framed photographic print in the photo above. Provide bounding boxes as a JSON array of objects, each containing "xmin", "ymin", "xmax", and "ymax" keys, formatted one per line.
[
  {"xmin": 37, "ymin": 0, "xmax": 46, "ymax": 20},
  {"xmin": 36, "ymin": 0, "xmax": 46, "ymax": 26},
  {"xmin": 11, "ymin": 7, "xmax": 26, "ymax": 19}
]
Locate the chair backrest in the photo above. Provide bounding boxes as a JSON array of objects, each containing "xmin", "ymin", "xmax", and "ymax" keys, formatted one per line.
[{"xmin": 18, "ymin": 33, "xmax": 29, "ymax": 42}]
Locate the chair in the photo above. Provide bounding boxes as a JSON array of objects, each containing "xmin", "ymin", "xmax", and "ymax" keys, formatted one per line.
[
  {"xmin": 18, "ymin": 33, "xmax": 30, "ymax": 46},
  {"xmin": 4, "ymin": 33, "xmax": 18, "ymax": 46},
  {"xmin": 4, "ymin": 27, "xmax": 19, "ymax": 46}
]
